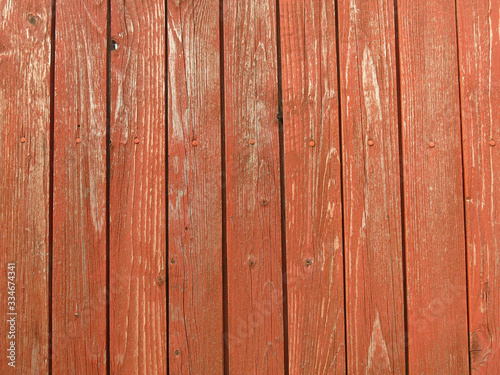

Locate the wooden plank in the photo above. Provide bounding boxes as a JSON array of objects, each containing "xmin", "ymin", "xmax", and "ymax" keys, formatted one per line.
[
  {"xmin": 337, "ymin": 0, "xmax": 406, "ymax": 373},
  {"xmin": 52, "ymin": 0, "xmax": 108, "ymax": 372},
  {"xmin": 0, "ymin": 1, "xmax": 51, "ymax": 373},
  {"xmin": 109, "ymin": 0, "xmax": 167, "ymax": 373},
  {"xmin": 223, "ymin": 0, "xmax": 285, "ymax": 373},
  {"xmin": 397, "ymin": 0, "xmax": 469, "ymax": 372},
  {"xmin": 167, "ymin": 0, "xmax": 224, "ymax": 373},
  {"xmin": 279, "ymin": 1, "xmax": 345, "ymax": 373},
  {"xmin": 457, "ymin": 0, "xmax": 500, "ymax": 372}
]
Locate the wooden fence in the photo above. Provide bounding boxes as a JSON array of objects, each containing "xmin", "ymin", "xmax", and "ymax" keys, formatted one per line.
[{"xmin": 1, "ymin": 0, "xmax": 499, "ymax": 373}]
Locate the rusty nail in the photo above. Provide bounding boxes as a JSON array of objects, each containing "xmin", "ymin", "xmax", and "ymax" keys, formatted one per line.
[
  {"xmin": 368, "ymin": 139, "xmax": 375, "ymax": 146},
  {"xmin": 429, "ymin": 141, "xmax": 435, "ymax": 148},
  {"xmin": 76, "ymin": 138, "xmax": 81, "ymax": 144},
  {"xmin": 305, "ymin": 259, "xmax": 312, "ymax": 267},
  {"xmin": 261, "ymin": 199, "xmax": 268, "ymax": 206},
  {"xmin": 20, "ymin": 137, "xmax": 26, "ymax": 143},
  {"xmin": 250, "ymin": 139, "xmax": 256, "ymax": 145},
  {"xmin": 174, "ymin": 350, "xmax": 180, "ymax": 356},
  {"xmin": 170, "ymin": 258, "xmax": 175, "ymax": 264},
  {"xmin": 309, "ymin": 140, "xmax": 315, "ymax": 147},
  {"xmin": 249, "ymin": 259, "xmax": 255, "ymax": 266},
  {"xmin": 192, "ymin": 140, "xmax": 198, "ymax": 146},
  {"xmin": 490, "ymin": 140, "xmax": 496, "ymax": 146}
]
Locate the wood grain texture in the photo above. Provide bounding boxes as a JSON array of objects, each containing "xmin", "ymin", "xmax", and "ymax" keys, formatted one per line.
[
  {"xmin": 457, "ymin": 0, "xmax": 500, "ymax": 372},
  {"xmin": 338, "ymin": 0, "xmax": 405, "ymax": 373},
  {"xmin": 0, "ymin": 0, "xmax": 51, "ymax": 373},
  {"xmin": 223, "ymin": 0, "xmax": 285, "ymax": 373},
  {"xmin": 52, "ymin": 0, "xmax": 107, "ymax": 372},
  {"xmin": 109, "ymin": 0, "xmax": 167, "ymax": 373},
  {"xmin": 167, "ymin": 0, "xmax": 224, "ymax": 373},
  {"xmin": 279, "ymin": 1, "xmax": 345, "ymax": 373},
  {"xmin": 397, "ymin": 0, "xmax": 469, "ymax": 372}
]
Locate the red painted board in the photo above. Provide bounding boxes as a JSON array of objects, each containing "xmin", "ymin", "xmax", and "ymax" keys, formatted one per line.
[
  {"xmin": 397, "ymin": 0, "xmax": 469, "ymax": 372},
  {"xmin": 338, "ymin": 0, "xmax": 406, "ymax": 373},
  {"xmin": 223, "ymin": 0, "xmax": 285, "ymax": 373},
  {"xmin": 109, "ymin": 0, "xmax": 167, "ymax": 373},
  {"xmin": 457, "ymin": 0, "xmax": 500, "ymax": 372},
  {"xmin": 279, "ymin": 1, "xmax": 346, "ymax": 373},
  {"xmin": 167, "ymin": 0, "xmax": 224, "ymax": 373},
  {"xmin": 0, "ymin": 1, "xmax": 52, "ymax": 373},
  {"xmin": 52, "ymin": 0, "xmax": 108, "ymax": 372}
]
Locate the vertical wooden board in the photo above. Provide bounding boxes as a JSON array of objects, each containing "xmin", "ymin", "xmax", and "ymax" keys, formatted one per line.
[
  {"xmin": 109, "ymin": 0, "xmax": 167, "ymax": 373},
  {"xmin": 224, "ymin": 0, "xmax": 285, "ymax": 373},
  {"xmin": 0, "ymin": 1, "xmax": 51, "ymax": 373},
  {"xmin": 279, "ymin": 1, "xmax": 345, "ymax": 373},
  {"xmin": 167, "ymin": 0, "xmax": 223, "ymax": 373},
  {"xmin": 457, "ymin": 0, "xmax": 500, "ymax": 372},
  {"xmin": 52, "ymin": 0, "xmax": 107, "ymax": 372},
  {"xmin": 397, "ymin": 0, "xmax": 469, "ymax": 372},
  {"xmin": 338, "ymin": 0, "xmax": 406, "ymax": 373}
]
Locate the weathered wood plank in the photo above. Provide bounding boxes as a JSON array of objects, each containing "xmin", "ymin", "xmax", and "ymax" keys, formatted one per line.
[
  {"xmin": 223, "ymin": 0, "xmax": 285, "ymax": 373},
  {"xmin": 338, "ymin": 0, "xmax": 406, "ymax": 373},
  {"xmin": 167, "ymin": 0, "xmax": 224, "ymax": 373},
  {"xmin": 52, "ymin": 0, "xmax": 108, "ymax": 372},
  {"xmin": 397, "ymin": 0, "xmax": 469, "ymax": 372},
  {"xmin": 279, "ymin": 1, "xmax": 346, "ymax": 373},
  {"xmin": 0, "ymin": 1, "xmax": 52, "ymax": 372},
  {"xmin": 109, "ymin": 0, "xmax": 167, "ymax": 373},
  {"xmin": 457, "ymin": 0, "xmax": 500, "ymax": 372}
]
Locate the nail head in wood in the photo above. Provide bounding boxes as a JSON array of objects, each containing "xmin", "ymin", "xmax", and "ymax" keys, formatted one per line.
[
  {"xmin": 429, "ymin": 141, "xmax": 435, "ymax": 148},
  {"xmin": 192, "ymin": 140, "xmax": 198, "ymax": 146},
  {"xmin": 250, "ymin": 139, "xmax": 255, "ymax": 145},
  {"xmin": 27, "ymin": 14, "xmax": 37, "ymax": 25},
  {"xmin": 305, "ymin": 259, "xmax": 312, "ymax": 267},
  {"xmin": 368, "ymin": 139, "xmax": 375, "ymax": 146},
  {"xmin": 76, "ymin": 138, "xmax": 81, "ymax": 144},
  {"xmin": 309, "ymin": 140, "xmax": 315, "ymax": 147},
  {"xmin": 134, "ymin": 138, "xmax": 140, "ymax": 144},
  {"xmin": 490, "ymin": 139, "xmax": 496, "ymax": 146},
  {"xmin": 20, "ymin": 137, "xmax": 26, "ymax": 143}
]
